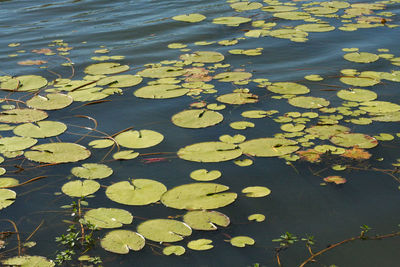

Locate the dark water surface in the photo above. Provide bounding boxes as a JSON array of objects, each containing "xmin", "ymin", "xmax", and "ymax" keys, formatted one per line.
[{"xmin": 1, "ymin": 0, "xmax": 400, "ymax": 266}]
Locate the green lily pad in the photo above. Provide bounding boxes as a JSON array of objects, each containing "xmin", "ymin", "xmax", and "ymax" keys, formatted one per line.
[
  {"xmin": 239, "ymin": 138, "xmax": 299, "ymax": 157},
  {"xmin": 26, "ymin": 93, "xmax": 73, "ymax": 110},
  {"xmin": 288, "ymin": 96, "xmax": 330, "ymax": 109},
  {"xmin": 161, "ymin": 183, "xmax": 237, "ymax": 210},
  {"xmin": 273, "ymin": 11, "xmax": 311, "ymax": 20},
  {"xmin": 242, "ymin": 186, "xmax": 271, "ymax": 197},
  {"xmin": 25, "ymin": 143, "xmax": 91, "ymax": 163},
  {"xmin": 330, "ymin": 133, "xmax": 378, "ymax": 149},
  {"xmin": 89, "ymin": 139, "xmax": 114, "ymax": 148},
  {"xmin": 248, "ymin": 214, "xmax": 265, "ymax": 222},
  {"xmin": 371, "ymin": 111, "xmax": 400, "ymax": 122},
  {"xmin": 230, "ymin": 236, "xmax": 255, "ymax": 247},
  {"xmin": 163, "ymin": 246, "xmax": 186, "ymax": 256},
  {"xmin": 214, "ymin": 72, "xmax": 252, "ymax": 82},
  {"xmin": 304, "ymin": 74, "xmax": 324, "ymax": 81},
  {"xmin": 71, "ymin": 163, "xmax": 113, "ymax": 179},
  {"xmin": 305, "ymin": 125, "xmax": 350, "ymax": 140},
  {"xmin": 114, "ymin": 130, "xmax": 163, "ymax": 149},
  {"xmin": 137, "ymin": 66, "xmax": 185, "ymax": 78},
  {"xmin": 61, "ymin": 180, "xmax": 100, "ymax": 197},
  {"xmin": 337, "ymin": 88, "xmax": 377, "ymax": 102},
  {"xmin": 0, "ymin": 189, "xmax": 16, "ymax": 210},
  {"xmin": 106, "ymin": 179, "xmax": 167, "ymax": 205},
  {"xmin": 234, "ymin": 158, "xmax": 253, "ymax": 166},
  {"xmin": 241, "ymin": 110, "xmax": 276, "ymax": 119},
  {"xmin": 230, "ymin": 121, "xmax": 255, "ymax": 130},
  {"xmin": 180, "ymin": 51, "xmax": 224, "ymax": 63},
  {"xmin": 212, "ymin": 17, "xmax": 251, "ymax": 26},
  {"xmin": 295, "ymin": 23, "xmax": 335, "ymax": 32},
  {"xmin": 217, "ymin": 92, "xmax": 258, "ymax": 105},
  {"xmin": 172, "ymin": 109, "xmax": 223, "ymax": 128},
  {"xmin": 172, "ymin": 13, "xmax": 206, "ymax": 23},
  {"xmin": 340, "ymin": 76, "xmax": 380, "ymax": 87},
  {"xmin": 0, "ymin": 178, "xmax": 19, "ymax": 188},
  {"xmin": 0, "ymin": 136, "xmax": 37, "ymax": 153},
  {"xmin": 85, "ymin": 208, "xmax": 133, "ymax": 228},
  {"xmin": 84, "ymin": 62, "xmax": 129, "ymax": 75},
  {"xmin": 190, "ymin": 169, "xmax": 221, "ymax": 181},
  {"xmin": 231, "ymin": 2, "xmax": 262, "ymax": 11},
  {"xmin": 183, "ymin": 210, "xmax": 230, "ymax": 230},
  {"xmin": 344, "ymin": 52, "xmax": 379, "ymax": 63},
  {"xmin": 359, "ymin": 101, "xmax": 400, "ymax": 113},
  {"xmin": 0, "ymin": 109, "xmax": 48, "ymax": 124},
  {"xmin": 100, "ymin": 230, "xmax": 145, "ymax": 254},
  {"xmin": 137, "ymin": 219, "xmax": 192, "ymax": 242},
  {"xmin": 1, "ymin": 255, "xmax": 54, "ymax": 267},
  {"xmin": 113, "ymin": 150, "xmax": 139, "ymax": 160},
  {"xmin": 262, "ymin": 5, "xmax": 298, "ymax": 12},
  {"xmin": 177, "ymin": 142, "xmax": 242, "ymax": 162},
  {"xmin": 1, "ymin": 75, "xmax": 48, "ymax": 92},
  {"xmin": 219, "ymin": 134, "xmax": 246, "ymax": 144},
  {"xmin": 281, "ymin": 123, "xmax": 305, "ymax": 132},
  {"xmin": 134, "ymin": 84, "xmax": 189, "ymax": 99},
  {"xmin": 267, "ymin": 82, "xmax": 310, "ymax": 95},
  {"xmin": 68, "ymin": 87, "xmax": 109, "ymax": 102},
  {"xmin": 187, "ymin": 239, "xmax": 213, "ymax": 250},
  {"xmin": 97, "ymin": 74, "xmax": 142, "ymax": 87},
  {"xmin": 13, "ymin": 121, "xmax": 67, "ymax": 138}
]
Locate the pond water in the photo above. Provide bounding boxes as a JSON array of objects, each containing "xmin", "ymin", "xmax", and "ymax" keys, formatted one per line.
[{"xmin": 1, "ymin": 0, "xmax": 400, "ymax": 266}]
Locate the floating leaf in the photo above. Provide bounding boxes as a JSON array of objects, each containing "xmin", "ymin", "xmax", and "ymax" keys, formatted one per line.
[
  {"xmin": 172, "ymin": 13, "xmax": 206, "ymax": 23},
  {"xmin": 106, "ymin": 179, "xmax": 167, "ymax": 205},
  {"xmin": 85, "ymin": 208, "xmax": 133, "ymax": 228},
  {"xmin": 305, "ymin": 125, "xmax": 350, "ymax": 140},
  {"xmin": 323, "ymin": 176, "xmax": 347, "ymax": 184},
  {"xmin": 212, "ymin": 17, "xmax": 251, "ymax": 26},
  {"xmin": 137, "ymin": 219, "xmax": 192, "ymax": 242},
  {"xmin": 0, "ymin": 189, "xmax": 16, "ymax": 210},
  {"xmin": 180, "ymin": 51, "xmax": 224, "ymax": 63},
  {"xmin": 190, "ymin": 169, "xmax": 221, "ymax": 181},
  {"xmin": 183, "ymin": 210, "xmax": 230, "ymax": 230},
  {"xmin": 341, "ymin": 147, "xmax": 371, "ymax": 160},
  {"xmin": 187, "ymin": 239, "xmax": 213, "ymax": 250},
  {"xmin": 0, "ymin": 178, "xmax": 19, "ymax": 188},
  {"xmin": 280, "ymin": 123, "xmax": 305, "ymax": 132},
  {"xmin": 61, "ymin": 180, "xmax": 100, "ymax": 197},
  {"xmin": 337, "ymin": 88, "xmax": 377, "ymax": 102},
  {"xmin": 230, "ymin": 121, "xmax": 255, "ymax": 130},
  {"xmin": 234, "ymin": 159, "xmax": 253, "ymax": 166},
  {"xmin": 178, "ymin": 142, "xmax": 242, "ymax": 162},
  {"xmin": 100, "ymin": 230, "xmax": 145, "ymax": 254},
  {"xmin": 359, "ymin": 101, "xmax": 400, "ymax": 113},
  {"xmin": 84, "ymin": 62, "xmax": 129, "ymax": 75},
  {"xmin": 26, "ymin": 93, "xmax": 73, "ymax": 110},
  {"xmin": 330, "ymin": 133, "xmax": 378, "ymax": 149},
  {"xmin": 214, "ymin": 72, "xmax": 252, "ymax": 82},
  {"xmin": 217, "ymin": 92, "xmax": 258, "ymax": 105},
  {"xmin": 163, "ymin": 246, "xmax": 186, "ymax": 256},
  {"xmin": 344, "ymin": 52, "xmax": 379, "ymax": 63},
  {"xmin": 88, "ymin": 139, "xmax": 114, "ymax": 148},
  {"xmin": 239, "ymin": 138, "xmax": 299, "ymax": 157},
  {"xmin": 1, "ymin": 75, "xmax": 47, "ymax": 92},
  {"xmin": 113, "ymin": 150, "xmax": 139, "ymax": 160},
  {"xmin": 231, "ymin": 2, "xmax": 262, "ymax": 11},
  {"xmin": 295, "ymin": 23, "xmax": 335, "ymax": 32},
  {"xmin": 134, "ymin": 84, "xmax": 188, "ymax": 99},
  {"xmin": 172, "ymin": 109, "xmax": 223, "ymax": 128},
  {"xmin": 304, "ymin": 74, "xmax": 323, "ymax": 81},
  {"xmin": 71, "ymin": 163, "xmax": 113, "ymax": 179},
  {"xmin": 241, "ymin": 110, "xmax": 276, "ymax": 119},
  {"xmin": 248, "ymin": 214, "xmax": 265, "ymax": 222},
  {"xmin": 288, "ymin": 96, "xmax": 330, "ymax": 109},
  {"xmin": 340, "ymin": 75, "xmax": 380, "ymax": 87},
  {"xmin": 230, "ymin": 236, "xmax": 255, "ymax": 247},
  {"xmin": 0, "ymin": 109, "xmax": 48, "ymax": 124},
  {"xmin": 1, "ymin": 255, "xmax": 54, "ymax": 267},
  {"xmin": 219, "ymin": 134, "xmax": 246, "ymax": 144},
  {"xmin": 273, "ymin": 11, "xmax": 311, "ymax": 20},
  {"xmin": 161, "ymin": 183, "xmax": 237, "ymax": 210},
  {"xmin": 13, "ymin": 121, "xmax": 67, "ymax": 138},
  {"xmin": 97, "ymin": 74, "xmax": 142, "ymax": 88},
  {"xmin": 0, "ymin": 136, "xmax": 37, "ymax": 153},
  {"xmin": 242, "ymin": 186, "xmax": 271, "ymax": 197},
  {"xmin": 25, "ymin": 143, "xmax": 91, "ymax": 163},
  {"xmin": 115, "ymin": 130, "xmax": 163, "ymax": 149},
  {"xmin": 267, "ymin": 82, "xmax": 310, "ymax": 95}
]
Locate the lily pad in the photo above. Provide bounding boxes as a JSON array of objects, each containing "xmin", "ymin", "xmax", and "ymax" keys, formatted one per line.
[
  {"xmin": 219, "ymin": 134, "xmax": 246, "ymax": 144},
  {"xmin": 230, "ymin": 236, "xmax": 255, "ymax": 247},
  {"xmin": 0, "ymin": 109, "xmax": 48, "ymax": 124},
  {"xmin": 183, "ymin": 210, "xmax": 230, "ymax": 230},
  {"xmin": 214, "ymin": 72, "xmax": 252, "ymax": 82},
  {"xmin": 0, "ymin": 178, "xmax": 19, "ymax": 188},
  {"xmin": 137, "ymin": 66, "xmax": 185, "ymax": 78},
  {"xmin": 113, "ymin": 150, "xmax": 139, "ymax": 160},
  {"xmin": 134, "ymin": 84, "xmax": 189, "ymax": 99},
  {"xmin": 340, "ymin": 75, "xmax": 380, "ymax": 87},
  {"xmin": 239, "ymin": 138, "xmax": 299, "ymax": 157},
  {"xmin": 100, "ymin": 230, "xmax": 145, "ymax": 254},
  {"xmin": 177, "ymin": 142, "xmax": 242, "ymax": 162},
  {"xmin": 337, "ymin": 89, "xmax": 377, "ymax": 102},
  {"xmin": 106, "ymin": 179, "xmax": 167, "ymax": 205},
  {"xmin": 187, "ymin": 239, "xmax": 213, "ymax": 250},
  {"xmin": 212, "ymin": 17, "xmax": 251, "ymax": 26},
  {"xmin": 217, "ymin": 92, "xmax": 258, "ymax": 105},
  {"xmin": 61, "ymin": 180, "xmax": 100, "ymax": 197},
  {"xmin": 295, "ymin": 23, "xmax": 335, "ymax": 32},
  {"xmin": 359, "ymin": 101, "xmax": 400, "ymax": 113},
  {"xmin": 344, "ymin": 52, "xmax": 379, "ymax": 63},
  {"xmin": 84, "ymin": 62, "xmax": 129, "ymax": 75},
  {"xmin": 161, "ymin": 183, "xmax": 237, "ymax": 210},
  {"xmin": 231, "ymin": 2, "xmax": 262, "ymax": 11},
  {"xmin": 25, "ymin": 143, "xmax": 91, "ymax": 163},
  {"xmin": 114, "ymin": 130, "xmax": 163, "ymax": 149},
  {"xmin": 1, "ymin": 255, "xmax": 54, "ymax": 267},
  {"xmin": 88, "ymin": 139, "xmax": 114, "ymax": 148},
  {"xmin": 0, "ymin": 136, "xmax": 37, "ymax": 153},
  {"xmin": 305, "ymin": 125, "xmax": 350, "ymax": 140},
  {"xmin": 0, "ymin": 189, "xmax": 16, "ymax": 210},
  {"xmin": 137, "ymin": 219, "xmax": 192, "ymax": 242},
  {"xmin": 330, "ymin": 133, "xmax": 378, "ymax": 149},
  {"xmin": 71, "ymin": 163, "xmax": 113, "ymax": 179},
  {"xmin": 180, "ymin": 51, "xmax": 224, "ymax": 63},
  {"xmin": 234, "ymin": 158, "xmax": 253, "ymax": 166},
  {"xmin": 26, "ymin": 93, "xmax": 73, "ymax": 110},
  {"xmin": 248, "ymin": 214, "xmax": 265, "ymax": 222},
  {"xmin": 13, "ymin": 121, "xmax": 67, "ymax": 138},
  {"xmin": 172, "ymin": 109, "xmax": 223, "ymax": 128},
  {"xmin": 190, "ymin": 169, "xmax": 221, "ymax": 181},
  {"xmin": 267, "ymin": 82, "xmax": 310, "ymax": 95},
  {"xmin": 163, "ymin": 245, "xmax": 186, "ymax": 256},
  {"xmin": 323, "ymin": 176, "xmax": 347, "ymax": 184},
  {"xmin": 172, "ymin": 13, "xmax": 206, "ymax": 23},
  {"xmin": 97, "ymin": 74, "xmax": 142, "ymax": 87},
  {"xmin": 242, "ymin": 186, "xmax": 271, "ymax": 197},
  {"xmin": 288, "ymin": 96, "xmax": 330, "ymax": 109},
  {"xmin": 1, "ymin": 75, "xmax": 48, "ymax": 92},
  {"xmin": 85, "ymin": 208, "xmax": 133, "ymax": 228}
]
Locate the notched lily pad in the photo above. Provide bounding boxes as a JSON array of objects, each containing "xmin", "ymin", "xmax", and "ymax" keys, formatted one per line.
[
  {"xmin": 1, "ymin": 255, "xmax": 54, "ymax": 267},
  {"xmin": 248, "ymin": 214, "xmax": 265, "ymax": 222},
  {"xmin": 137, "ymin": 219, "xmax": 192, "ymax": 242},
  {"xmin": 26, "ymin": 93, "xmax": 73, "ymax": 110},
  {"xmin": 0, "ymin": 109, "xmax": 48, "ymax": 124},
  {"xmin": 71, "ymin": 163, "xmax": 113, "ymax": 179},
  {"xmin": 100, "ymin": 230, "xmax": 145, "ymax": 254},
  {"xmin": 1, "ymin": 75, "xmax": 48, "ymax": 92},
  {"xmin": 242, "ymin": 186, "xmax": 271, "ymax": 197},
  {"xmin": 217, "ymin": 92, "xmax": 258, "ymax": 105},
  {"xmin": 180, "ymin": 51, "xmax": 224, "ymax": 63},
  {"xmin": 13, "ymin": 121, "xmax": 67, "ymax": 138},
  {"xmin": 190, "ymin": 169, "xmax": 221, "ymax": 181},
  {"xmin": 183, "ymin": 210, "xmax": 230, "ymax": 230},
  {"xmin": 230, "ymin": 236, "xmax": 255, "ymax": 247},
  {"xmin": 61, "ymin": 180, "xmax": 100, "ymax": 197},
  {"xmin": 239, "ymin": 138, "xmax": 299, "ymax": 157},
  {"xmin": 0, "ymin": 188, "xmax": 16, "ymax": 210},
  {"xmin": 330, "ymin": 133, "xmax": 378, "ymax": 149},
  {"xmin": 84, "ymin": 62, "xmax": 129, "ymax": 75},
  {"xmin": 134, "ymin": 84, "xmax": 188, "ymax": 99},
  {"xmin": 187, "ymin": 239, "xmax": 213, "ymax": 250},
  {"xmin": 267, "ymin": 82, "xmax": 310, "ymax": 95},
  {"xmin": 85, "ymin": 208, "xmax": 133, "ymax": 228},
  {"xmin": 163, "ymin": 245, "xmax": 186, "ymax": 256},
  {"xmin": 178, "ymin": 141, "xmax": 242, "ymax": 162},
  {"xmin": 25, "ymin": 143, "xmax": 91, "ymax": 163},
  {"xmin": 172, "ymin": 13, "xmax": 206, "ymax": 23},
  {"xmin": 115, "ymin": 130, "xmax": 164, "ymax": 149},
  {"xmin": 288, "ymin": 96, "xmax": 330, "ymax": 109},
  {"xmin": 172, "ymin": 109, "xmax": 223, "ymax": 128}
]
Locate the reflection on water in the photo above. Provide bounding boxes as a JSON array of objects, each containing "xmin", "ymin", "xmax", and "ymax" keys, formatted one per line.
[{"xmin": 0, "ymin": 0, "xmax": 400, "ymax": 266}]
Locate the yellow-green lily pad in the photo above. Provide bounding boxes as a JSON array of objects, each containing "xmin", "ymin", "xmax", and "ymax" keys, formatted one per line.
[
  {"xmin": 137, "ymin": 66, "xmax": 185, "ymax": 78},
  {"xmin": 25, "ymin": 143, "xmax": 90, "ymax": 163},
  {"xmin": 230, "ymin": 121, "xmax": 255, "ymax": 130},
  {"xmin": 113, "ymin": 150, "xmax": 139, "ymax": 160},
  {"xmin": 214, "ymin": 72, "xmax": 252, "ymax": 82},
  {"xmin": 217, "ymin": 92, "xmax": 258, "ymax": 105},
  {"xmin": 180, "ymin": 51, "xmax": 224, "ymax": 63},
  {"xmin": 288, "ymin": 96, "xmax": 330, "ymax": 109},
  {"xmin": 248, "ymin": 214, "xmax": 265, "ymax": 222},
  {"xmin": 239, "ymin": 138, "xmax": 299, "ymax": 157},
  {"xmin": 183, "ymin": 210, "xmax": 230, "ymax": 230},
  {"xmin": 1, "ymin": 256, "xmax": 54, "ymax": 267},
  {"xmin": 337, "ymin": 88, "xmax": 377, "ymax": 102},
  {"xmin": 177, "ymin": 142, "xmax": 242, "ymax": 162},
  {"xmin": 71, "ymin": 163, "xmax": 113, "ymax": 179},
  {"xmin": 100, "ymin": 230, "xmax": 145, "ymax": 254},
  {"xmin": 190, "ymin": 169, "xmax": 221, "ymax": 181},
  {"xmin": 0, "ymin": 109, "xmax": 48, "ymax": 124},
  {"xmin": 114, "ymin": 130, "xmax": 163, "ymax": 149},
  {"xmin": 1, "ymin": 75, "xmax": 48, "ymax": 92},
  {"xmin": 242, "ymin": 186, "xmax": 271, "ymax": 197},
  {"xmin": 330, "ymin": 133, "xmax": 378, "ymax": 149},
  {"xmin": 267, "ymin": 82, "xmax": 310, "ymax": 95},
  {"xmin": 359, "ymin": 101, "xmax": 400, "ymax": 113},
  {"xmin": 219, "ymin": 134, "xmax": 246, "ymax": 144},
  {"xmin": 172, "ymin": 109, "xmax": 223, "ymax": 128},
  {"xmin": 137, "ymin": 219, "xmax": 192, "ymax": 242},
  {"xmin": 97, "ymin": 74, "xmax": 142, "ymax": 87},
  {"xmin": 343, "ymin": 52, "xmax": 379, "ymax": 63},
  {"xmin": 134, "ymin": 84, "xmax": 189, "ymax": 99},
  {"xmin": 26, "ymin": 93, "xmax": 73, "ymax": 110},
  {"xmin": 172, "ymin": 13, "xmax": 206, "ymax": 23},
  {"xmin": 61, "ymin": 180, "xmax": 100, "ymax": 197},
  {"xmin": 187, "ymin": 239, "xmax": 213, "ymax": 250},
  {"xmin": 84, "ymin": 208, "xmax": 133, "ymax": 228},
  {"xmin": 230, "ymin": 236, "xmax": 255, "ymax": 247},
  {"xmin": 84, "ymin": 62, "xmax": 129, "ymax": 75},
  {"xmin": 0, "ymin": 136, "xmax": 37, "ymax": 153},
  {"xmin": 163, "ymin": 245, "xmax": 186, "ymax": 256},
  {"xmin": 0, "ymin": 189, "xmax": 16, "ymax": 210},
  {"xmin": 212, "ymin": 17, "xmax": 251, "ymax": 26},
  {"xmin": 13, "ymin": 121, "xmax": 67, "ymax": 138}
]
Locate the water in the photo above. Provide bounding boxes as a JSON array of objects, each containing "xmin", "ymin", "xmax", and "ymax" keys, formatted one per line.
[{"xmin": 1, "ymin": 0, "xmax": 400, "ymax": 266}]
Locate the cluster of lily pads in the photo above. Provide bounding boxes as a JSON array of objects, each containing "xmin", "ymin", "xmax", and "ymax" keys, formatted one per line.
[{"xmin": 1, "ymin": 0, "xmax": 400, "ymax": 265}]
